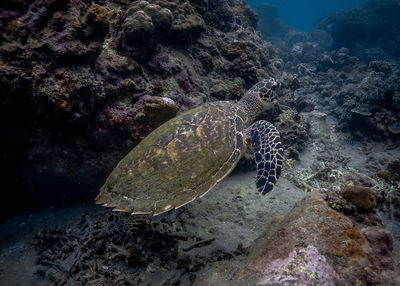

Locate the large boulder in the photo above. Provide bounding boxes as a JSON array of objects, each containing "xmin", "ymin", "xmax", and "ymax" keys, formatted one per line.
[{"xmin": 194, "ymin": 191, "xmax": 400, "ymax": 285}]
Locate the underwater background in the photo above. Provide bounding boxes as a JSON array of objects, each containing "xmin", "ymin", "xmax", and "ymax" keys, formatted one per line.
[
  {"xmin": 0, "ymin": 0, "xmax": 400, "ymax": 285},
  {"xmin": 248, "ymin": 0, "xmax": 366, "ymax": 30}
]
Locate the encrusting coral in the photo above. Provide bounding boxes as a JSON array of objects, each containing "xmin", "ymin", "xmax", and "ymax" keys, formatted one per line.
[
  {"xmin": 122, "ymin": 0, "xmax": 206, "ymax": 45},
  {"xmin": 123, "ymin": 1, "xmax": 173, "ymax": 44}
]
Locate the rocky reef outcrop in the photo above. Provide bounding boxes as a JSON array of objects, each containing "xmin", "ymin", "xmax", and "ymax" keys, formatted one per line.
[
  {"xmin": 272, "ymin": 27, "xmax": 400, "ymax": 142},
  {"xmin": 254, "ymin": 0, "xmax": 400, "ymax": 143},
  {"xmin": 238, "ymin": 191, "xmax": 399, "ymax": 285},
  {"xmin": 317, "ymin": 0, "xmax": 400, "ymax": 62},
  {"xmin": 295, "ymin": 48, "xmax": 400, "ymax": 141},
  {"xmin": 194, "ymin": 178, "xmax": 400, "ymax": 286},
  {"xmin": 0, "ymin": 0, "xmax": 282, "ymax": 217}
]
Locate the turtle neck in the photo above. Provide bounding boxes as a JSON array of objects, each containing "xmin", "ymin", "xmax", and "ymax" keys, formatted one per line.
[{"xmin": 236, "ymin": 91, "xmax": 267, "ymax": 126}]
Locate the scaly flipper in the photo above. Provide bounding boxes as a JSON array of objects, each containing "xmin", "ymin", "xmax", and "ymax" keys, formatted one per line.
[{"xmin": 246, "ymin": 120, "xmax": 283, "ymax": 194}]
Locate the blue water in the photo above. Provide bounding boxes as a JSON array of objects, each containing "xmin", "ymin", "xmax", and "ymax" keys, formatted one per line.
[{"xmin": 247, "ymin": 0, "xmax": 366, "ymax": 30}]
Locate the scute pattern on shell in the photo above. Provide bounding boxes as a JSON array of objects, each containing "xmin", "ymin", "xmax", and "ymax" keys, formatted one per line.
[{"xmin": 96, "ymin": 101, "xmax": 247, "ymax": 215}]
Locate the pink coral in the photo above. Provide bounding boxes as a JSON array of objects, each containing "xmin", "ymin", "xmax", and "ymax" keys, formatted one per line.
[{"xmin": 258, "ymin": 245, "xmax": 337, "ymax": 286}]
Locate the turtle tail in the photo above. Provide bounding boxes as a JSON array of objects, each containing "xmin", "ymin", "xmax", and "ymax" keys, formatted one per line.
[{"xmin": 96, "ymin": 185, "xmax": 154, "ymax": 215}]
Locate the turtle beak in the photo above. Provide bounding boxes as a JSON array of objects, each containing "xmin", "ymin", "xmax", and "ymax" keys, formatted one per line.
[
  {"xmin": 269, "ymin": 80, "xmax": 280, "ymax": 102},
  {"xmin": 271, "ymin": 80, "xmax": 281, "ymax": 93}
]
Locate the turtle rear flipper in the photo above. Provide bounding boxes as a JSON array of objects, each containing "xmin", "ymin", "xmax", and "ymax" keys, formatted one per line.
[
  {"xmin": 247, "ymin": 120, "xmax": 283, "ymax": 194},
  {"xmin": 96, "ymin": 187, "xmax": 153, "ymax": 214}
]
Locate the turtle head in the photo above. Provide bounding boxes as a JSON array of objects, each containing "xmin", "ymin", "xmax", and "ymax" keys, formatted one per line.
[
  {"xmin": 249, "ymin": 78, "xmax": 281, "ymax": 104},
  {"xmin": 238, "ymin": 78, "xmax": 281, "ymax": 123}
]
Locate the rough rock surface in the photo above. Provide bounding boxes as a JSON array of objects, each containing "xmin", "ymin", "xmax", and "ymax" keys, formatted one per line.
[
  {"xmin": 195, "ymin": 190, "xmax": 400, "ymax": 286},
  {"xmin": 239, "ymin": 189, "xmax": 400, "ymax": 286},
  {"xmin": 256, "ymin": 245, "xmax": 337, "ymax": 286}
]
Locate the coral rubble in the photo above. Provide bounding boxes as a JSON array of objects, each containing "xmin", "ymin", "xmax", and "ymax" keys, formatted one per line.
[{"xmin": 33, "ymin": 210, "xmax": 243, "ymax": 285}]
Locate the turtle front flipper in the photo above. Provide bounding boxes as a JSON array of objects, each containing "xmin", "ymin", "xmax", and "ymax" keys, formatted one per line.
[{"xmin": 246, "ymin": 120, "xmax": 283, "ymax": 194}]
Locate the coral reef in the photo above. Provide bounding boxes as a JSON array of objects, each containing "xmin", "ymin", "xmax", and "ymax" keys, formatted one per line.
[
  {"xmin": 317, "ymin": 0, "xmax": 400, "ymax": 61},
  {"xmin": 1, "ymin": 1, "xmax": 400, "ymax": 285},
  {"xmin": 122, "ymin": 1, "xmax": 173, "ymax": 44},
  {"xmin": 273, "ymin": 108, "xmax": 310, "ymax": 160},
  {"xmin": 122, "ymin": 0, "xmax": 206, "ymax": 45},
  {"xmin": 276, "ymin": 33, "xmax": 400, "ymax": 141},
  {"xmin": 0, "ymin": 0, "xmax": 281, "ymax": 216},
  {"xmin": 324, "ymin": 174, "xmax": 382, "ymax": 218},
  {"xmin": 193, "ymin": 0, "xmax": 235, "ymax": 32},
  {"xmin": 284, "ymin": 161, "xmax": 346, "ymax": 193},
  {"xmin": 231, "ymin": 1, "xmax": 257, "ymax": 29},
  {"xmin": 256, "ymin": 0, "xmax": 400, "ymax": 143}
]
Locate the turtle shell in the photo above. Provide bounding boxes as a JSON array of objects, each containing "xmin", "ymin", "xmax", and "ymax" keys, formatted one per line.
[{"xmin": 96, "ymin": 101, "xmax": 247, "ymax": 215}]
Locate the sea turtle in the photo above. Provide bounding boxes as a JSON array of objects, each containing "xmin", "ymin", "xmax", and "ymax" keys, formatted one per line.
[{"xmin": 96, "ymin": 78, "xmax": 284, "ymax": 215}]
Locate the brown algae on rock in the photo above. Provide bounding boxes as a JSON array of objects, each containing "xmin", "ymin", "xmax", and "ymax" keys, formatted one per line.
[{"xmin": 342, "ymin": 185, "xmax": 377, "ymax": 211}]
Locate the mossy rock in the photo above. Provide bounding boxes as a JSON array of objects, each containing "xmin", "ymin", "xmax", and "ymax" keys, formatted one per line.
[
  {"xmin": 123, "ymin": 1, "xmax": 173, "ymax": 44},
  {"xmin": 144, "ymin": 96, "xmax": 178, "ymax": 127},
  {"xmin": 378, "ymin": 159, "xmax": 400, "ymax": 182},
  {"xmin": 143, "ymin": 4, "xmax": 173, "ymax": 30},
  {"xmin": 123, "ymin": 0, "xmax": 204, "ymax": 43},
  {"xmin": 152, "ymin": 0, "xmax": 205, "ymax": 38},
  {"xmin": 377, "ymin": 170, "xmax": 392, "ymax": 181},
  {"xmin": 123, "ymin": 10, "xmax": 154, "ymax": 43},
  {"xmin": 342, "ymin": 185, "xmax": 377, "ymax": 211},
  {"xmin": 170, "ymin": 2, "xmax": 205, "ymax": 36},
  {"xmin": 219, "ymin": 41, "xmax": 256, "ymax": 61}
]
